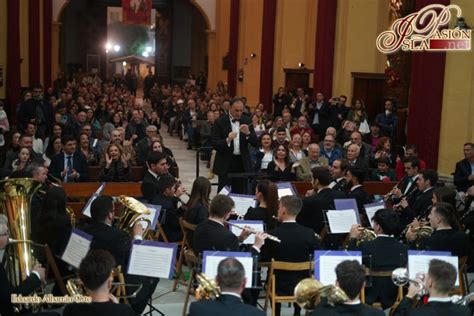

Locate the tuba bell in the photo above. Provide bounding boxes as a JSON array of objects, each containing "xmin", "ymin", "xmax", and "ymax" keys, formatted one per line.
[
  {"xmin": 115, "ymin": 196, "xmax": 152, "ymax": 238},
  {"xmin": 294, "ymin": 278, "xmax": 349, "ymax": 311},
  {"xmin": 0, "ymin": 178, "xmax": 41, "ymax": 287}
]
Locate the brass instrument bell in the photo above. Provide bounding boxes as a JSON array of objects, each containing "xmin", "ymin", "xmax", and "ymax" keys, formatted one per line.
[{"xmin": 294, "ymin": 278, "xmax": 349, "ymax": 310}]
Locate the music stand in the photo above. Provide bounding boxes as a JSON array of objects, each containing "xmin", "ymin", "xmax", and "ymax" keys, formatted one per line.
[{"xmin": 227, "ymin": 172, "xmax": 267, "ymax": 195}]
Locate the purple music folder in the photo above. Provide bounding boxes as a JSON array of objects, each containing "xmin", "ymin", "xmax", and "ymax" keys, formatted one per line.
[{"xmin": 334, "ymin": 198, "xmax": 359, "ymax": 213}]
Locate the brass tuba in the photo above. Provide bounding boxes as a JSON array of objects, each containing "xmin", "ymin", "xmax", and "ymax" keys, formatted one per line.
[
  {"xmin": 116, "ymin": 196, "xmax": 152, "ymax": 238},
  {"xmin": 294, "ymin": 278, "xmax": 349, "ymax": 310},
  {"xmin": 0, "ymin": 178, "xmax": 41, "ymax": 287}
]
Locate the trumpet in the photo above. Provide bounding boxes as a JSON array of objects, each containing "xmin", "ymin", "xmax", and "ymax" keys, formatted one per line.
[
  {"xmin": 391, "ymin": 267, "xmax": 428, "ymax": 297},
  {"xmin": 225, "ymin": 221, "xmax": 281, "ymax": 243}
]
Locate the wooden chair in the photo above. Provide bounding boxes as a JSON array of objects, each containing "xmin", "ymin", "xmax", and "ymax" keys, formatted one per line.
[
  {"xmin": 450, "ymin": 256, "xmax": 468, "ymax": 296},
  {"xmin": 364, "ymin": 269, "xmax": 403, "ymax": 313},
  {"xmin": 112, "ymin": 266, "xmax": 129, "ymax": 304},
  {"xmin": 173, "ymin": 218, "xmax": 197, "ymax": 291},
  {"xmin": 264, "ymin": 259, "xmax": 314, "ymax": 316},
  {"xmin": 182, "ymin": 250, "xmax": 201, "ymax": 316}
]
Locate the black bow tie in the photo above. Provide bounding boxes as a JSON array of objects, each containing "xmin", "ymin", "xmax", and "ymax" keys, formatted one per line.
[{"xmin": 232, "ymin": 119, "xmax": 239, "ymax": 123}]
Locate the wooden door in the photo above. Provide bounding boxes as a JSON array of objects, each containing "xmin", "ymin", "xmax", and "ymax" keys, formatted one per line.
[{"xmin": 351, "ymin": 72, "xmax": 387, "ymax": 123}]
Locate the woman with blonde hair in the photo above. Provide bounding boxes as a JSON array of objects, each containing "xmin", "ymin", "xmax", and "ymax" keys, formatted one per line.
[{"xmin": 100, "ymin": 143, "xmax": 132, "ymax": 181}]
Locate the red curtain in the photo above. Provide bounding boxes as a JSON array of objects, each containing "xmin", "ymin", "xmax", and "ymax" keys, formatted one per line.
[
  {"xmin": 227, "ymin": 0, "xmax": 240, "ymax": 97},
  {"xmin": 407, "ymin": 0, "xmax": 449, "ymax": 169},
  {"xmin": 6, "ymin": 0, "xmax": 21, "ymax": 118},
  {"xmin": 29, "ymin": 0, "xmax": 40, "ymax": 86},
  {"xmin": 259, "ymin": 0, "xmax": 277, "ymax": 113},
  {"xmin": 313, "ymin": 0, "xmax": 337, "ymax": 99},
  {"xmin": 43, "ymin": 0, "xmax": 52, "ymax": 88}
]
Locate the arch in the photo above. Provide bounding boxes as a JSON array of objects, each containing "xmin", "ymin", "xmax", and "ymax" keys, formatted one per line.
[
  {"xmin": 189, "ymin": 0, "xmax": 214, "ymax": 31},
  {"xmin": 54, "ymin": 0, "xmax": 70, "ymax": 22}
]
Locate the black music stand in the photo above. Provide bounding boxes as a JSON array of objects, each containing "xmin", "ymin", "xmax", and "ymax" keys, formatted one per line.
[
  {"xmin": 227, "ymin": 172, "xmax": 268, "ymax": 195},
  {"xmin": 143, "ymin": 298, "xmax": 164, "ymax": 316}
]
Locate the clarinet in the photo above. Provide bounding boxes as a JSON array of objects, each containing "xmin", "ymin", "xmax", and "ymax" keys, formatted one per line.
[{"xmin": 333, "ymin": 178, "xmax": 349, "ymax": 192}]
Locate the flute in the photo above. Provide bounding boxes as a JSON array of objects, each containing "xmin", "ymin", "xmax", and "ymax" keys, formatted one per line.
[{"xmin": 225, "ymin": 221, "xmax": 281, "ymax": 243}]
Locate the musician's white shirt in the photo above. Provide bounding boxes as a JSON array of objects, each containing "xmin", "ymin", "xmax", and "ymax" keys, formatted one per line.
[
  {"xmin": 403, "ymin": 174, "xmax": 419, "ymax": 195},
  {"xmin": 229, "ymin": 114, "xmax": 240, "ymax": 155},
  {"xmin": 427, "ymin": 297, "xmax": 452, "ymax": 303}
]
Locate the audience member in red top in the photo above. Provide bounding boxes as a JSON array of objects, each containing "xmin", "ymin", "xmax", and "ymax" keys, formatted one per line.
[{"xmin": 395, "ymin": 144, "xmax": 426, "ymax": 180}]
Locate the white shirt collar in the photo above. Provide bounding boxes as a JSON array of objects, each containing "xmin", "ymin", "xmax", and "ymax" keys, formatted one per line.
[
  {"xmin": 282, "ymin": 220, "xmax": 296, "ymax": 223},
  {"xmin": 148, "ymin": 169, "xmax": 159, "ymax": 179},
  {"xmin": 344, "ymin": 299, "xmax": 361, "ymax": 305},
  {"xmin": 423, "ymin": 186, "xmax": 433, "ymax": 193},
  {"xmin": 220, "ymin": 292, "xmax": 242, "ymax": 300},
  {"xmin": 209, "ymin": 218, "xmax": 225, "ymax": 226},
  {"xmin": 350, "ymin": 184, "xmax": 362, "ymax": 192}
]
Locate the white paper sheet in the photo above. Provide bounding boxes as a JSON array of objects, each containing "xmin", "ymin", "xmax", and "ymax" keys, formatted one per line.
[
  {"xmin": 127, "ymin": 243, "xmax": 176, "ymax": 279},
  {"xmin": 219, "ymin": 186, "xmax": 231, "ymax": 196},
  {"xmin": 203, "ymin": 253, "xmax": 253, "ymax": 287},
  {"xmin": 364, "ymin": 203, "xmax": 385, "ymax": 228},
  {"xmin": 317, "ymin": 254, "xmax": 362, "ymax": 285},
  {"xmin": 129, "ymin": 204, "xmax": 160, "ymax": 230},
  {"xmin": 408, "ymin": 253, "xmax": 459, "ymax": 286},
  {"xmin": 229, "ymin": 195, "xmax": 256, "ymax": 216},
  {"xmin": 278, "ymin": 188, "xmax": 294, "ymax": 198},
  {"xmin": 326, "ymin": 209, "xmax": 359, "ymax": 233},
  {"xmin": 82, "ymin": 182, "xmax": 106, "ymax": 217},
  {"xmin": 61, "ymin": 230, "xmax": 92, "ymax": 268},
  {"xmin": 229, "ymin": 221, "xmax": 264, "ymax": 244}
]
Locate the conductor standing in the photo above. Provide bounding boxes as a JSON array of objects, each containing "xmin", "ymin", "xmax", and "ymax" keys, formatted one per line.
[{"xmin": 212, "ymin": 98, "xmax": 258, "ymax": 193}]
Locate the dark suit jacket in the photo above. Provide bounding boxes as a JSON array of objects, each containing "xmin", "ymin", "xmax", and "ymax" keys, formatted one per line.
[
  {"xmin": 63, "ymin": 301, "xmax": 137, "ymax": 316},
  {"xmin": 261, "ymin": 222, "xmax": 320, "ymax": 295},
  {"xmin": 418, "ymin": 228, "xmax": 470, "ymax": 257},
  {"xmin": 454, "ymin": 158, "xmax": 473, "ymax": 192},
  {"xmin": 141, "ymin": 170, "xmax": 160, "ymax": 203},
  {"xmin": 82, "ymin": 222, "xmax": 131, "ymax": 268},
  {"xmin": 297, "ymin": 188, "xmax": 346, "ymax": 234},
  {"xmin": 393, "ymin": 297, "xmax": 471, "ymax": 316},
  {"xmin": 189, "ymin": 294, "xmax": 265, "ymax": 316},
  {"xmin": 150, "ymin": 194, "xmax": 183, "ymax": 242},
  {"xmin": 400, "ymin": 187, "xmax": 434, "ymax": 226},
  {"xmin": 347, "ymin": 236, "xmax": 408, "ymax": 308},
  {"xmin": 193, "ymin": 219, "xmax": 259, "ymax": 256},
  {"xmin": 311, "ymin": 301, "xmax": 385, "ymax": 316},
  {"xmin": 0, "ymin": 265, "xmax": 42, "ymax": 316},
  {"xmin": 348, "ymin": 186, "xmax": 373, "ymax": 214},
  {"xmin": 211, "ymin": 114, "xmax": 258, "ymax": 176},
  {"xmin": 49, "ymin": 151, "xmax": 89, "ymax": 182}
]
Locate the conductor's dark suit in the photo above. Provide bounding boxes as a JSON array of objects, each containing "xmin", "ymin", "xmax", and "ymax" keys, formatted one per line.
[
  {"xmin": 0, "ymin": 265, "xmax": 42, "ymax": 316},
  {"xmin": 49, "ymin": 152, "xmax": 89, "ymax": 182},
  {"xmin": 297, "ymin": 188, "xmax": 346, "ymax": 234},
  {"xmin": 393, "ymin": 297, "xmax": 471, "ymax": 316},
  {"xmin": 211, "ymin": 114, "xmax": 258, "ymax": 192},
  {"xmin": 189, "ymin": 294, "xmax": 265, "ymax": 316},
  {"xmin": 347, "ymin": 236, "xmax": 408, "ymax": 309},
  {"xmin": 261, "ymin": 222, "xmax": 320, "ymax": 295}
]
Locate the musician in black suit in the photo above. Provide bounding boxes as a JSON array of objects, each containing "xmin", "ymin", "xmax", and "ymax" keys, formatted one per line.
[
  {"xmin": 406, "ymin": 202, "xmax": 470, "ymax": 257},
  {"xmin": 393, "ymin": 259, "xmax": 471, "ymax": 316},
  {"xmin": 261, "ymin": 195, "xmax": 320, "ymax": 316},
  {"xmin": 189, "ymin": 258, "xmax": 264, "ymax": 316},
  {"xmin": 63, "ymin": 250, "xmax": 136, "ymax": 316},
  {"xmin": 297, "ymin": 167, "xmax": 346, "ymax": 235},
  {"xmin": 387, "ymin": 156, "xmax": 420, "ymax": 207},
  {"xmin": 347, "ymin": 209, "xmax": 408, "ymax": 309},
  {"xmin": 140, "ymin": 151, "xmax": 170, "ymax": 203},
  {"xmin": 329, "ymin": 158, "xmax": 350, "ymax": 192},
  {"xmin": 346, "ymin": 166, "xmax": 373, "ymax": 215},
  {"xmin": 398, "ymin": 169, "xmax": 437, "ymax": 227},
  {"xmin": 193, "ymin": 194, "xmax": 265, "ymax": 256},
  {"xmin": 49, "ymin": 135, "xmax": 88, "ymax": 182},
  {"xmin": 82, "ymin": 196, "xmax": 156, "ymax": 314},
  {"xmin": 150, "ymin": 175, "xmax": 185, "ymax": 242},
  {"xmin": 211, "ymin": 98, "xmax": 258, "ymax": 193},
  {"xmin": 311, "ymin": 260, "xmax": 384, "ymax": 316},
  {"xmin": 0, "ymin": 214, "xmax": 48, "ymax": 316},
  {"xmin": 453, "ymin": 142, "xmax": 474, "ymax": 192}
]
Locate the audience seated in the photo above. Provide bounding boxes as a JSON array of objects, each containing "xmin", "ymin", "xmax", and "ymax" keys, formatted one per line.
[
  {"xmin": 99, "ymin": 143, "xmax": 132, "ymax": 182},
  {"xmin": 266, "ymin": 144, "xmax": 297, "ymax": 182},
  {"xmin": 295, "ymin": 143, "xmax": 328, "ymax": 181}
]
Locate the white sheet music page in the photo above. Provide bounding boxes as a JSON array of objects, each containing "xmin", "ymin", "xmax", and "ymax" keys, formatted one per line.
[
  {"xmin": 408, "ymin": 251, "xmax": 459, "ymax": 286},
  {"xmin": 228, "ymin": 220, "xmax": 264, "ymax": 244},
  {"xmin": 129, "ymin": 204, "xmax": 161, "ymax": 230},
  {"xmin": 203, "ymin": 252, "xmax": 253, "ymax": 287},
  {"xmin": 127, "ymin": 242, "xmax": 177, "ymax": 279},
  {"xmin": 364, "ymin": 202, "xmax": 385, "ymax": 228},
  {"xmin": 326, "ymin": 209, "xmax": 359, "ymax": 233},
  {"xmin": 61, "ymin": 229, "xmax": 93, "ymax": 268},
  {"xmin": 316, "ymin": 251, "xmax": 362, "ymax": 286},
  {"xmin": 229, "ymin": 194, "xmax": 256, "ymax": 217}
]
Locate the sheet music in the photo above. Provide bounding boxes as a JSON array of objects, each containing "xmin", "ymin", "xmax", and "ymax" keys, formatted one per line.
[
  {"xmin": 315, "ymin": 251, "xmax": 362, "ymax": 285},
  {"xmin": 228, "ymin": 220, "xmax": 264, "ymax": 244},
  {"xmin": 127, "ymin": 241, "xmax": 177, "ymax": 279},
  {"xmin": 61, "ymin": 229, "xmax": 93, "ymax": 268},
  {"xmin": 408, "ymin": 251, "xmax": 459, "ymax": 286},
  {"xmin": 229, "ymin": 194, "xmax": 256, "ymax": 216},
  {"xmin": 203, "ymin": 251, "xmax": 253, "ymax": 287},
  {"xmin": 335, "ymin": 199, "xmax": 359, "ymax": 212},
  {"xmin": 219, "ymin": 186, "xmax": 231, "ymax": 196},
  {"xmin": 129, "ymin": 204, "xmax": 161, "ymax": 230},
  {"xmin": 364, "ymin": 201, "xmax": 385, "ymax": 228},
  {"xmin": 276, "ymin": 182, "xmax": 295, "ymax": 198},
  {"xmin": 82, "ymin": 182, "xmax": 106, "ymax": 217},
  {"xmin": 326, "ymin": 209, "xmax": 359, "ymax": 233}
]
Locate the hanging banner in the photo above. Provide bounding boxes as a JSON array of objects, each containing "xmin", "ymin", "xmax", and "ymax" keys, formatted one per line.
[{"xmin": 122, "ymin": 0, "xmax": 152, "ymax": 25}]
